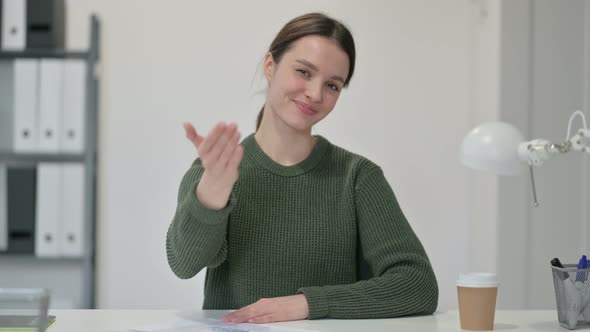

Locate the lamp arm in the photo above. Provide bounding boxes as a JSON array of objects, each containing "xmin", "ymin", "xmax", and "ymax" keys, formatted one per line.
[
  {"xmin": 518, "ymin": 139, "xmax": 561, "ymax": 166},
  {"xmin": 518, "ymin": 128, "xmax": 588, "ymax": 207},
  {"xmin": 518, "ymin": 128, "xmax": 590, "ymax": 166}
]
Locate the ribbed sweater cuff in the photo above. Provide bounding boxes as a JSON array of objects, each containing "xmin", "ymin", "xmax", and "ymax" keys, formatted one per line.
[
  {"xmin": 179, "ymin": 180, "xmax": 236, "ymax": 225},
  {"xmin": 298, "ymin": 286, "xmax": 330, "ymax": 319}
]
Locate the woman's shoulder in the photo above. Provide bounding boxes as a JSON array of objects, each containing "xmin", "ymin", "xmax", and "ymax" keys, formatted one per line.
[{"xmin": 321, "ymin": 136, "xmax": 381, "ymax": 176}]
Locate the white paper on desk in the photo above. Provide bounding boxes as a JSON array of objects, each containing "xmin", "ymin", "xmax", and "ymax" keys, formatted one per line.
[{"xmin": 128, "ymin": 318, "xmax": 317, "ymax": 332}]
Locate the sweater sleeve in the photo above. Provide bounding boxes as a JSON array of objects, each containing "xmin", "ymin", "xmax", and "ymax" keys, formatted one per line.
[
  {"xmin": 298, "ymin": 166, "xmax": 438, "ymax": 319},
  {"xmin": 166, "ymin": 158, "xmax": 237, "ymax": 279}
]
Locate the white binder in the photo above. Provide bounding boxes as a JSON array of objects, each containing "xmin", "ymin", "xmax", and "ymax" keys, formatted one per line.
[
  {"xmin": 13, "ymin": 59, "xmax": 39, "ymax": 152},
  {"xmin": 59, "ymin": 163, "xmax": 85, "ymax": 257},
  {"xmin": 61, "ymin": 60, "xmax": 87, "ymax": 153},
  {"xmin": 38, "ymin": 59, "xmax": 63, "ymax": 153},
  {"xmin": 35, "ymin": 163, "xmax": 60, "ymax": 257},
  {"xmin": 1, "ymin": 0, "xmax": 26, "ymax": 50},
  {"xmin": 0, "ymin": 60, "xmax": 14, "ymax": 152},
  {"xmin": 0, "ymin": 164, "xmax": 7, "ymax": 251}
]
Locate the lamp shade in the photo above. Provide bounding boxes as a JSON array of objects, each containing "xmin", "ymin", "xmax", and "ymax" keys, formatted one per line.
[{"xmin": 461, "ymin": 122, "xmax": 526, "ymax": 176}]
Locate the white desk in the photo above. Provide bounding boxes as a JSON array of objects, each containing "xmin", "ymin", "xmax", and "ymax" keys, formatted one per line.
[{"xmin": 48, "ymin": 310, "xmax": 567, "ymax": 332}]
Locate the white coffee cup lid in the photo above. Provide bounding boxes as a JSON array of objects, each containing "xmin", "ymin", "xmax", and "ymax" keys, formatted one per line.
[{"xmin": 457, "ymin": 272, "xmax": 499, "ymax": 288}]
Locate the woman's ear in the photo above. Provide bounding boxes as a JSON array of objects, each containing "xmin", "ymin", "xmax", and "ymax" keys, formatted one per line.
[{"xmin": 263, "ymin": 52, "xmax": 275, "ymax": 82}]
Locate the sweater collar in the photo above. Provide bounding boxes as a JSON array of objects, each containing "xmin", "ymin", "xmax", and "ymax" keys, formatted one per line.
[{"xmin": 242, "ymin": 133, "xmax": 330, "ymax": 177}]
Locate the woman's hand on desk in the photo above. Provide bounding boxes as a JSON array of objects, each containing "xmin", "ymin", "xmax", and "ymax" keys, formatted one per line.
[
  {"xmin": 222, "ymin": 294, "xmax": 309, "ymax": 324},
  {"xmin": 184, "ymin": 122, "xmax": 243, "ymax": 210}
]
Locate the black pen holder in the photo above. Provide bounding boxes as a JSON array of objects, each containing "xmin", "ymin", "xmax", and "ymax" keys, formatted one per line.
[{"xmin": 552, "ymin": 264, "xmax": 590, "ymax": 329}]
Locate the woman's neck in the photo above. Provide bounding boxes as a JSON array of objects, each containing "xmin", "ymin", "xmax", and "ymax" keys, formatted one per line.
[{"xmin": 254, "ymin": 108, "xmax": 316, "ymax": 167}]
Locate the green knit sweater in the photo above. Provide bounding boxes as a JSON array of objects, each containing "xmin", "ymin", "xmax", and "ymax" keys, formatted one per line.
[{"xmin": 166, "ymin": 134, "xmax": 438, "ymax": 319}]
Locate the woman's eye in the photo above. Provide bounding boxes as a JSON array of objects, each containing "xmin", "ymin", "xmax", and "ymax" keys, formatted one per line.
[
  {"xmin": 296, "ymin": 69, "xmax": 310, "ymax": 77},
  {"xmin": 327, "ymin": 83, "xmax": 340, "ymax": 92}
]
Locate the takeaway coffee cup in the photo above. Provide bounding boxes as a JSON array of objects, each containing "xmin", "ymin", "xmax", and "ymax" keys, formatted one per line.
[{"xmin": 457, "ymin": 273, "xmax": 499, "ymax": 331}]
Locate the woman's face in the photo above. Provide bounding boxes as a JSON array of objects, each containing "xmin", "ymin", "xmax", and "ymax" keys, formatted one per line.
[{"xmin": 264, "ymin": 35, "xmax": 350, "ymax": 132}]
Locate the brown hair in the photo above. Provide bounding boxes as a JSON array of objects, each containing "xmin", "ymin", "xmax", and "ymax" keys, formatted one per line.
[{"xmin": 256, "ymin": 12, "xmax": 356, "ymax": 131}]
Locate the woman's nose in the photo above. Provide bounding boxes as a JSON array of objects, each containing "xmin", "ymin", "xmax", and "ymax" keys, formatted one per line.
[{"xmin": 305, "ymin": 81, "xmax": 323, "ymax": 104}]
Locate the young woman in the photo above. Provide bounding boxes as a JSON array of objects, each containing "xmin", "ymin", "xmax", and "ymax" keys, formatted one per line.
[{"xmin": 166, "ymin": 12, "xmax": 438, "ymax": 324}]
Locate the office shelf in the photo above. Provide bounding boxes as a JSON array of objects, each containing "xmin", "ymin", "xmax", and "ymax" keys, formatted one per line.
[
  {"xmin": 0, "ymin": 15, "xmax": 100, "ymax": 310},
  {"xmin": 0, "ymin": 50, "xmax": 88, "ymax": 59},
  {"xmin": 0, "ymin": 253, "xmax": 87, "ymax": 261},
  {"xmin": 0, "ymin": 153, "xmax": 87, "ymax": 165}
]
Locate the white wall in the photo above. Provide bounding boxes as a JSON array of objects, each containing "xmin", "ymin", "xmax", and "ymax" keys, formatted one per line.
[
  {"xmin": 66, "ymin": 0, "xmax": 479, "ymax": 310},
  {"xmin": 468, "ymin": 0, "xmax": 590, "ymax": 309},
  {"xmin": 466, "ymin": 0, "xmax": 501, "ymax": 276},
  {"xmin": 496, "ymin": 0, "xmax": 531, "ymax": 309},
  {"xmin": 525, "ymin": 0, "xmax": 590, "ymax": 308},
  {"xmin": 509, "ymin": 0, "xmax": 590, "ymax": 309}
]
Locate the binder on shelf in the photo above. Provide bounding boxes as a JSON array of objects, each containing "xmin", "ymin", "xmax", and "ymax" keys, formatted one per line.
[
  {"xmin": 13, "ymin": 59, "xmax": 39, "ymax": 152},
  {"xmin": 59, "ymin": 163, "xmax": 84, "ymax": 257},
  {"xmin": 0, "ymin": 164, "xmax": 7, "ymax": 251},
  {"xmin": 61, "ymin": 60, "xmax": 86, "ymax": 153},
  {"xmin": 0, "ymin": 60, "xmax": 14, "ymax": 152},
  {"xmin": 0, "ymin": 0, "xmax": 3, "ymax": 47},
  {"xmin": 1, "ymin": 0, "xmax": 26, "ymax": 50},
  {"xmin": 6, "ymin": 167, "xmax": 36, "ymax": 254},
  {"xmin": 26, "ymin": 0, "xmax": 65, "ymax": 49},
  {"xmin": 1, "ymin": 0, "xmax": 66, "ymax": 50},
  {"xmin": 0, "ymin": 59, "xmax": 40, "ymax": 153},
  {"xmin": 38, "ymin": 58, "xmax": 62, "ymax": 153},
  {"xmin": 35, "ymin": 163, "xmax": 59, "ymax": 257}
]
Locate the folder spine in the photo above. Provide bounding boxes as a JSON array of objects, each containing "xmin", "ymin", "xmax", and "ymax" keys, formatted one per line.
[
  {"xmin": 0, "ymin": 60, "xmax": 15, "ymax": 151},
  {"xmin": 35, "ymin": 163, "xmax": 59, "ymax": 257},
  {"xmin": 60, "ymin": 163, "xmax": 85, "ymax": 257},
  {"xmin": 38, "ymin": 58, "xmax": 63, "ymax": 153},
  {"xmin": 1, "ymin": 0, "xmax": 26, "ymax": 50},
  {"xmin": 61, "ymin": 60, "xmax": 86, "ymax": 153},
  {"xmin": 26, "ymin": 0, "xmax": 65, "ymax": 49},
  {"xmin": 13, "ymin": 58, "xmax": 39, "ymax": 152},
  {"xmin": 0, "ymin": 165, "xmax": 7, "ymax": 251}
]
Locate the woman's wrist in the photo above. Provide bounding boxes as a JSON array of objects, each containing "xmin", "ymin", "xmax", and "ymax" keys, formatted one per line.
[{"xmin": 196, "ymin": 173, "xmax": 233, "ymax": 210}]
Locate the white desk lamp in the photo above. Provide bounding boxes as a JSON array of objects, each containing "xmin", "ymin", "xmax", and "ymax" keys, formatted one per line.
[{"xmin": 461, "ymin": 110, "xmax": 590, "ymax": 206}]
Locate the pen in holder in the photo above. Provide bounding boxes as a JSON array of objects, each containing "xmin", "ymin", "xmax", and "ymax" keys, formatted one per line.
[{"xmin": 551, "ymin": 262, "xmax": 590, "ymax": 330}]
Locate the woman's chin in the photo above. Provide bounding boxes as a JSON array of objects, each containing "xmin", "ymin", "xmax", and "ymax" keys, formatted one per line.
[
  {"xmin": 275, "ymin": 110, "xmax": 318, "ymax": 132},
  {"xmin": 287, "ymin": 122, "xmax": 312, "ymax": 132}
]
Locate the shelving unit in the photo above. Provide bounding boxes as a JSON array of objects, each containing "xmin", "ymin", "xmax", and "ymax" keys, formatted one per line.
[{"xmin": 0, "ymin": 15, "xmax": 100, "ymax": 309}]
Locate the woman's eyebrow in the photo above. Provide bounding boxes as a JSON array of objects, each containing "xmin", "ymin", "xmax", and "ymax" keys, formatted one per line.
[{"xmin": 295, "ymin": 59, "xmax": 345, "ymax": 83}]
